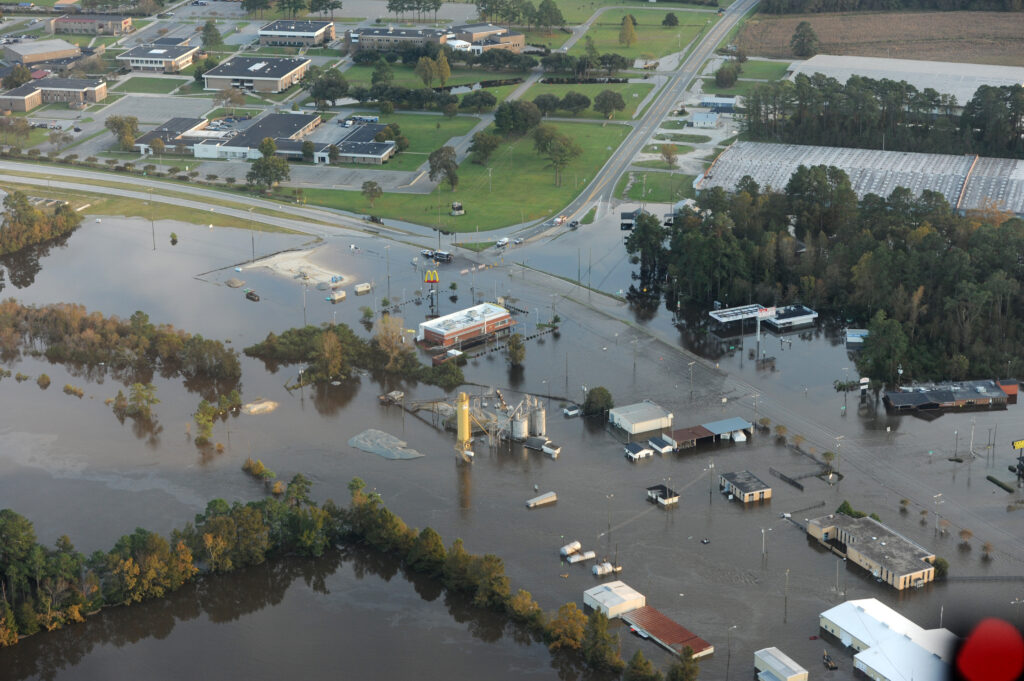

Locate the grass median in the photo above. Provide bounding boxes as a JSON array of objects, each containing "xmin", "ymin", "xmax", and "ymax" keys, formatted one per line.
[
  {"xmin": 568, "ymin": 10, "xmax": 719, "ymax": 60},
  {"xmin": 520, "ymin": 81, "xmax": 654, "ymax": 120},
  {"xmin": 293, "ymin": 121, "xmax": 631, "ymax": 231}
]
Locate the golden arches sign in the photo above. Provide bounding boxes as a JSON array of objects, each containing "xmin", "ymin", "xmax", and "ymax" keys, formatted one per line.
[{"xmin": 424, "ymin": 270, "xmax": 439, "ymax": 284}]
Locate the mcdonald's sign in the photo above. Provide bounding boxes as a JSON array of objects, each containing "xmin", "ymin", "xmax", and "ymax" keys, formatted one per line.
[{"xmin": 424, "ymin": 270, "xmax": 439, "ymax": 284}]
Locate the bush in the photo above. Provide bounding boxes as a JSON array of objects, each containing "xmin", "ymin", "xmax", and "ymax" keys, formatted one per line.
[
  {"xmin": 63, "ymin": 384, "xmax": 84, "ymax": 398},
  {"xmin": 36, "ymin": 374, "xmax": 50, "ymax": 389}
]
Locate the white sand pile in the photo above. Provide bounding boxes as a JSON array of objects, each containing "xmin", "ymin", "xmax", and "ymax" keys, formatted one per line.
[
  {"xmin": 246, "ymin": 248, "xmax": 348, "ymax": 287},
  {"xmin": 348, "ymin": 429, "xmax": 424, "ymax": 460},
  {"xmin": 242, "ymin": 400, "xmax": 278, "ymax": 415}
]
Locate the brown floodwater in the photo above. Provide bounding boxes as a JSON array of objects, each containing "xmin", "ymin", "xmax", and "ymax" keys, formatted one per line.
[{"xmin": 1, "ymin": 216, "xmax": 1022, "ymax": 680}]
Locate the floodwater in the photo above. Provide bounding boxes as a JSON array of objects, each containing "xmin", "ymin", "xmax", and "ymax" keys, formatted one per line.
[{"xmin": 1, "ymin": 215, "xmax": 1022, "ymax": 680}]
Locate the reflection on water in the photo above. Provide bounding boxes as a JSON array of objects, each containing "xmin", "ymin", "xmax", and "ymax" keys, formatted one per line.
[
  {"xmin": 0, "ymin": 230, "xmax": 74, "ymax": 291},
  {"xmin": 0, "ymin": 546, "xmax": 562, "ymax": 681}
]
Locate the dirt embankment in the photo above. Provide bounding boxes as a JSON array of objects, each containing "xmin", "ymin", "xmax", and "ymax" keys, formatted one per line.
[{"xmin": 736, "ymin": 11, "xmax": 1024, "ymax": 66}]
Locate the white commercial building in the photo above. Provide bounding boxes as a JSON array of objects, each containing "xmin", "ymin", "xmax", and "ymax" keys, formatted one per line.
[
  {"xmin": 789, "ymin": 54, "xmax": 1024, "ymax": 106},
  {"xmin": 415, "ymin": 302, "xmax": 514, "ymax": 348},
  {"xmin": 820, "ymin": 598, "xmax": 957, "ymax": 681},
  {"xmin": 583, "ymin": 581, "xmax": 645, "ymax": 618},
  {"xmin": 608, "ymin": 400, "xmax": 673, "ymax": 435},
  {"xmin": 754, "ymin": 647, "xmax": 808, "ymax": 681}
]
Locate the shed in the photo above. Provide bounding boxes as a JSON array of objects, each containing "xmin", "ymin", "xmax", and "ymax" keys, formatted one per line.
[
  {"xmin": 702, "ymin": 417, "xmax": 752, "ymax": 441},
  {"xmin": 583, "ymin": 580, "xmax": 645, "ymax": 618},
  {"xmin": 646, "ymin": 484, "xmax": 679, "ymax": 506},
  {"xmin": 608, "ymin": 401, "xmax": 673, "ymax": 435},
  {"xmin": 622, "ymin": 606, "xmax": 714, "ymax": 658},
  {"xmin": 672, "ymin": 425, "xmax": 713, "ymax": 448},
  {"xmin": 648, "ymin": 434, "xmax": 676, "ymax": 454},
  {"xmin": 754, "ymin": 647, "xmax": 808, "ymax": 681},
  {"xmin": 625, "ymin": 442, "xmax": 654, "ymax": 461}
]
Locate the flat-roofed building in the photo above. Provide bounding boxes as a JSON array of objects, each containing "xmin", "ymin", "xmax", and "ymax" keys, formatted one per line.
[
  {"xmin": 193, "ymin": 112, "xmax": 321, "ymax": 160},
  {"xmin": 583, "ymin": 581, "xmax": 645, "ymax": 618},
  {"xmin": 608, "ymin": 401, "xmax": 673, "ymax": 435},
  {"xmin": 346, "ymin": 26, "xmax": 448, "ymax": 51},
  {"xmin": 0, "ymin": 77, "xmax": 106, "ymax": 112},
  {"xmin": 52, "ymin": 14, "xmax": 132, "ymax": 35},
  {"xmin": 754, "ymin": 647, "xmax": 807, "ymax": 681},
  {"xmin": 3, "ymin": 39, "xmax": 81, "ymax": 65},
  {"xmin": 202, "ymin": 56, "xmax": 311, "ymax": 93},
  {"xmin": 152, "ymin": 36, "xmax": 191, "ymax": 47},
  {"xmin": 449, "ymin": 23, "xmax": 524, "ymax": 53},
  {"xmin": 134, "ymin": 117, "xmax": 212, "ymax": 154},
  {"xmin": 331, "ymin": 121, "xmax": 396, "ymax": 164},
  {"xmin": 808, "ymin": 514, "xmax": 936, "ymax": 590},
  {"xmin": 416, "ymin": 303, "xmax": 514, "ymax": 348},
  {"xmin": 117, "ymin": 43, "xmax": 199, "ymax": 73},
  {"xmin": 820, "ymin": 599, "xmax": 957, "ymax": 681},
  {"xmin": 719, "ymin": 471, "xmax": 771, "ymax": 503},
  {"xmin": 259, "ymin": 20, "xmax": 335, "ymax": 46}
]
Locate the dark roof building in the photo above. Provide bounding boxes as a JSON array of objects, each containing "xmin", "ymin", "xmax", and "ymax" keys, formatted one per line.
[
  {"xmin": 346, "ymin": 26, "xmax": 448, "ymax": 50},
  {"xmin": 884, "ymin": 379, "xmax": 1010, "ymax": 413},
  {"xmin": 0, "ymin": 77, "xmax": 106, "ymax": 112},
  {"xmin": 202, "ymin": 56, "xmax": 311, "ymax": 93},
  {"xmin": 152, "ymin": 36, "xmax": 191, "ymax": 46},
  {"xmin": 332, "ymin": 121, "xmax": 396, "ymax": 164},
  {"xmin": 719, "ymin": 470, "xmax": 771, "ymax": 503}
]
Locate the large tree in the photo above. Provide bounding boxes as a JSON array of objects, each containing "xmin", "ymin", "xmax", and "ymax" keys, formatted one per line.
[
  {"xmin": 494, "ymin": 100, "xmax": 541, "ymax": 135},
  {"xmin": 533, "ymin": 0, "xmax": 564, "ymax": 33},
  {"xmin": 593, "ymin": 89, "xmax": 626, "ymax": 120},
  {"xmin": 532, "ymin": 124, "xmax": 582, "ymax": 186},
  {"xmin": 241, "ymin": 0, "xmax": 272, "ymax": 15},
  {"xmin": 533, "ymin": 93, "xmax": 561, "ymax": 116},
  {"xmin": 104, "ymin": 115, "xmax": 140, "ymax": 151},
  {"xmin": 414, "ymin": 56, "xmax": 437, "ymax": 87},
  {"xmin": 308, "ymin": 70, "xmax": 348, "ymax": 108},
  {"xmin": 201, "ymin": 20, "xmax": 222, "ymax": 49},
  {"xmin": 468, "ymin": 131, "xmax": 500, "ymax": 164},
  {"xmin": 2, "ymin": 64, "xmax": 31, "ymax": 90},
  {"xmin": 505, "ymin": 333, "xmax": 525, "ymax": 366},
  {"xmin": 790, "ymin": 21, "xmax": 819, "ymax": 57},
  {"xmin": 582, "ymin": 610, "xmax": 624, "ymax": 672},
  {"xmin": 583, "ymin": 386, "xmax": 613, "ymax": 416},
  {"xmin": 560, "ymin": 91, "xmax": 591, "ymax": 116},
  {"xmin": 361, "ymin": 180, "xmax": 383, "ymax": 207},
  {"xmin": 618, "ymin": 15, "xmax": 638, "ymax": 48},
  {"xmin": 428, "ymin": 145, "xmax": 458, "ymax": 189}
]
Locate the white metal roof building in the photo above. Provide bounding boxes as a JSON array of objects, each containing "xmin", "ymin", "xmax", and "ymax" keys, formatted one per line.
[
  {"xmin": 416, "ymin": 302, "xmax": 514, "ymax": 348},
  {"xmin": 820, "ymin": 599, "xmax": 957, "ymax": 681},
  {"xmin": 699, "ymin": 141, "xmax": 1024, "ymax": 216},
  {"xmin": 754, "ymin": 647, "xmax": 807, "ymax": 681},
  {"xmin": 608, "ymin": 401, "xmax": 673, "ymax": 435},
  {"xmin": 788, "ymin": 54, "xmax": 1024, "ymax": 106},
  {"xmin": 583, "ymin": 581, "xmax": 645, "ymax": 618}
]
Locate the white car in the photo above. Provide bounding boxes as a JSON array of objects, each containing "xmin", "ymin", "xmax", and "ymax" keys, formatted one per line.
[
  {"xmin": 496, "ymin": 237, "xmax": 509, "ymax": 248},
  {"xmin": 563, "ymin": 406, "xmax": 580, "ymax": 417},
  {"xmin": 512, "ymin": 237, "xmax": 523, "ymax": 245}
]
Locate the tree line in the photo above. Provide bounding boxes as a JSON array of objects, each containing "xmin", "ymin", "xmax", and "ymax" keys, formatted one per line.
[
  {"xmin": 627, "ymin": 169, "xmax": 1024, "ymax": 383},
  {"xmin": 0, "ymin": 302, "xmax": 240, "ymax": 397},
  {"xmin": 243, "ymin": 319, "xmax": 464, "ymax": 391},
  {"xmin": 744, "ymin": 75, "xmax": 1024, "ymax": 159},
  {"xmin": 760, "ymin": 0, "xmax": 1021, "ymax": 13},
  {"xmin": 0, "ymin": 477, "xmax": 701, "ymax": 680},
  {"xmin": 0, "ymin": 191, "xmax": 83, "ymax": 257}
]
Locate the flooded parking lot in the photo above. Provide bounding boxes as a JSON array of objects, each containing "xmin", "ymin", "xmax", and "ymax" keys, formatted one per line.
[{"xmin": 1, "ymin": 216, "xmax": 1022, "ymax": 680}]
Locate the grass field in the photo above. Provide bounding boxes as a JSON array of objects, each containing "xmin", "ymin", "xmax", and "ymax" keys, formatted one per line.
[
  {"xmin": 57, "ymin": 34, "xmax": 122, "ymax": 48},
  {"xmin": 738, "ymin": 59, "xmax": 789, "ymax": 80},
  {"xmin": 343, "ymin": 63, "xmax": 530, "ymax": 90},
  {"xmin": 295, "ymin": 121, "xmax": 630, "ymax": 230},
  {"xmin": 617, "ymin": 170, "xmax": 695, "ymax": 202},
  {"xmin": 112, "ymin": 77, "xmax": 189, "ymax": 94},
  {"xmin": 520, "ymin": 28, "xmax": 572, "ymax": 49},
  {"xmin": 653, "ymin": 132, "xmax": 711, "ymax": 143},
  {"xmin": 642, "ymin": 143, "xmax": 694, "ymax": 154},
  {"xmin": 658, "ymin": 119, "xmax": 690, "ymax": 129},
  {"xmin": 338, "ymin": 111, "xmax": 478, "ymax": 171},
  {"xmin": 550, "ymin": 0, "xmax": 729, "ymax": 25},
  {"xmin": 206, "ymin": 108, "xmax": 262, "ymax": 119},
  {"xmin": 736, "ymin": 11, "xmax": 1024, "ymax": 66},
  {"xmin": 698, "ymin": 78, "xmax": 762, "ymax": 97},
  {"xmin": 521, "ymin": 81, "xmax": 654, "ymax": 120},
  {"xmin": 568, "ymin": 10, "xmax": 718, "ymax": 60}
]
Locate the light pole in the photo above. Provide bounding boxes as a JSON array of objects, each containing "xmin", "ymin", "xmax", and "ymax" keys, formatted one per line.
[
  {"xmin": 385, "ymin": 244, "xmax": 391, "ymax": 301},
  {"xmin": 726, "ymin": 625, "xmax": 737, "ymax": 681},
  {"xmin": 302, "ymin": 283, "xmax": 307, "ymax": 327},
  {"xmin": 835, "ymin": 435, "xmax": 844, "ymax": 472},
  {"xmin": 688, "ymin": 361, "xmax": 696, "ymax": 397},
  {"xmin": 149, "ymin": 186, "xmax": 155, "ymax": 250},
  {"xmin": 933, "ymin": 493, "xmax": 944, "ymax": 531},
  {"xmin": 761, "ymin": 528, "xmax": 766, "ymax": 556},
  {"xmin": 707, "ymin": 459, "xmax": 714, "ymax": 505}
]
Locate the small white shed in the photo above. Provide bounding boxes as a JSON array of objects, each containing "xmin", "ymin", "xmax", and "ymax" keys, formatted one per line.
[
  {"xmin": 583, "ymin": 581, "xmax": 646, "ymax": 618},
  {"xmin": 608, "ymin": 401, "xmax": 673, "ymax": 435},
  {"xmin": 754, "ymin": 647, "xmax": 808, "ymax": 681}
]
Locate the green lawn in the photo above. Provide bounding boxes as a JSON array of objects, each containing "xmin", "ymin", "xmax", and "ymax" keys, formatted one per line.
[
  {"xmin": 458, "ymin": 83, "xmax": 520, "ymax": 108},
  {"xmin": 343, "ymin": 63, "xmax": 529, "ymax": 90},
  {"xmin": 207, "ymin": 108, "xmax": 263, "ymax": 119},
  {"xmin": 658, "ymin": 119, "xmax": 690, "ymax": 129},
  {"xmin": 617, "ymin": 170, "xmax": 696, "ymax": 202},
  {"xmin": 550, "ymin": 0, "xmax": 730, "ymax": 25},
  {"xmin": 642, "ymin": 143, "xmax": 694, "ymax": 154},
  {"xmin": 699, "ymin": 77, "xmax": 761, "ymax": 97},
  {"xmin": 580, "ymin": 205, "xmax": 597, "ymax": 224},
  {"xmin": 521, "ymin": 81, "xmax": 654, "ymax": 120},
  {"xmin": 112, "ymin": 77, "xmax": 190, "ymax": 94},
  {"xmin": 568, "ymin": 10, "xmax": 718, "ymax": 60},
  {"xmin": 520, "ymin": 28, "xmax": 572, "ymax": 50},
  {"xmin": 738, "ymin": 59, "xmax": 789, "ymax": 81},
  {"xmin": 298, "ymin": 121, "xmax": 630, "ymax": 231},
  {"xmin": 653, "ymin": 132, "xmax": 711, "ymax": 143}
]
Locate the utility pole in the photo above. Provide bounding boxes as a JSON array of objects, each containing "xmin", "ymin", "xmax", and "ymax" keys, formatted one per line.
[
  {"xmin": 149, "ymin": 187, "xmax": 155, "ymax": 250},
  {"xmin": 385, "ymin": 244, "xmax": 391, "ymax": 301},
  {"xmin": 708, "ymin": 459, "xmax": 714, "ymax": 505},
  {"xmin": 688, "ymin": 361, "xmax": 696, "ymax": 397},
  {"xmin": 784, "ymin": 568, "xmax": 790, "ymax": 623}
]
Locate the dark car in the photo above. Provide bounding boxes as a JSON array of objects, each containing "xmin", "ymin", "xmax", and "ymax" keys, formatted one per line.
[{"xmin": 245, "ymin": 291, "xmax": 260, "ymax": 302}]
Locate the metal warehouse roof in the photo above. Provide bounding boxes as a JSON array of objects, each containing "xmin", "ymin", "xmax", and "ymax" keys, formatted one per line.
[
  {"xmin": 789, "ymin": 54, "xmax": 1024, "ymax": 106},
  {"xmin": 702, "ymin": 417, "xmax": 752, "ymax": 436},
  {"xmin": 608, "ymin": 401, "xmax": 672, "ymax": 425}
]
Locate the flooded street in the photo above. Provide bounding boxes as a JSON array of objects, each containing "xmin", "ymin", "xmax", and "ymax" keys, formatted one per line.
[{"xmin": 1, "ymin": 215, "xmax": 1022, "ymax": 680}]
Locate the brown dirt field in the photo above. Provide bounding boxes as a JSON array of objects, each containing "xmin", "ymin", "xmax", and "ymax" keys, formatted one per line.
[{"xmin": 735, "ymin": 11, "xmax": 1024, "ymax": 66}]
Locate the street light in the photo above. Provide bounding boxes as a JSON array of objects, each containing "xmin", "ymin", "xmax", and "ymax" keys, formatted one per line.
[
  {"xmin": 688, "ymin": 361, "xmax": 696, "ymax": 397},
  {"xmin": 726, "ymin": 625, "xmax": 737, "ymax": 681}
]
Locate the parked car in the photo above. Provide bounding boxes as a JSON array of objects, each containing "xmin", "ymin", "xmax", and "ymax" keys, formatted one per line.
[
  {"xmin": 563, "ymin": 405, "xmax": 581, "ymax": 417},
  {"xmin": 569, "ymin": 220, "xmax": 579, "ymax": 229},
  {"xmin": 512, "ymin": 237, "xmax": 523, "ymax": 245}
]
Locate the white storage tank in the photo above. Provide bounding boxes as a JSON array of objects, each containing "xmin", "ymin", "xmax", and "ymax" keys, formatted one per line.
[
  {"xmin": 530, "ymin": 406, "xmax": 546, "ymax": 437},
  {"xmin": 511, "ymin": 414, "xmax": 528, "ymax": 441}
]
